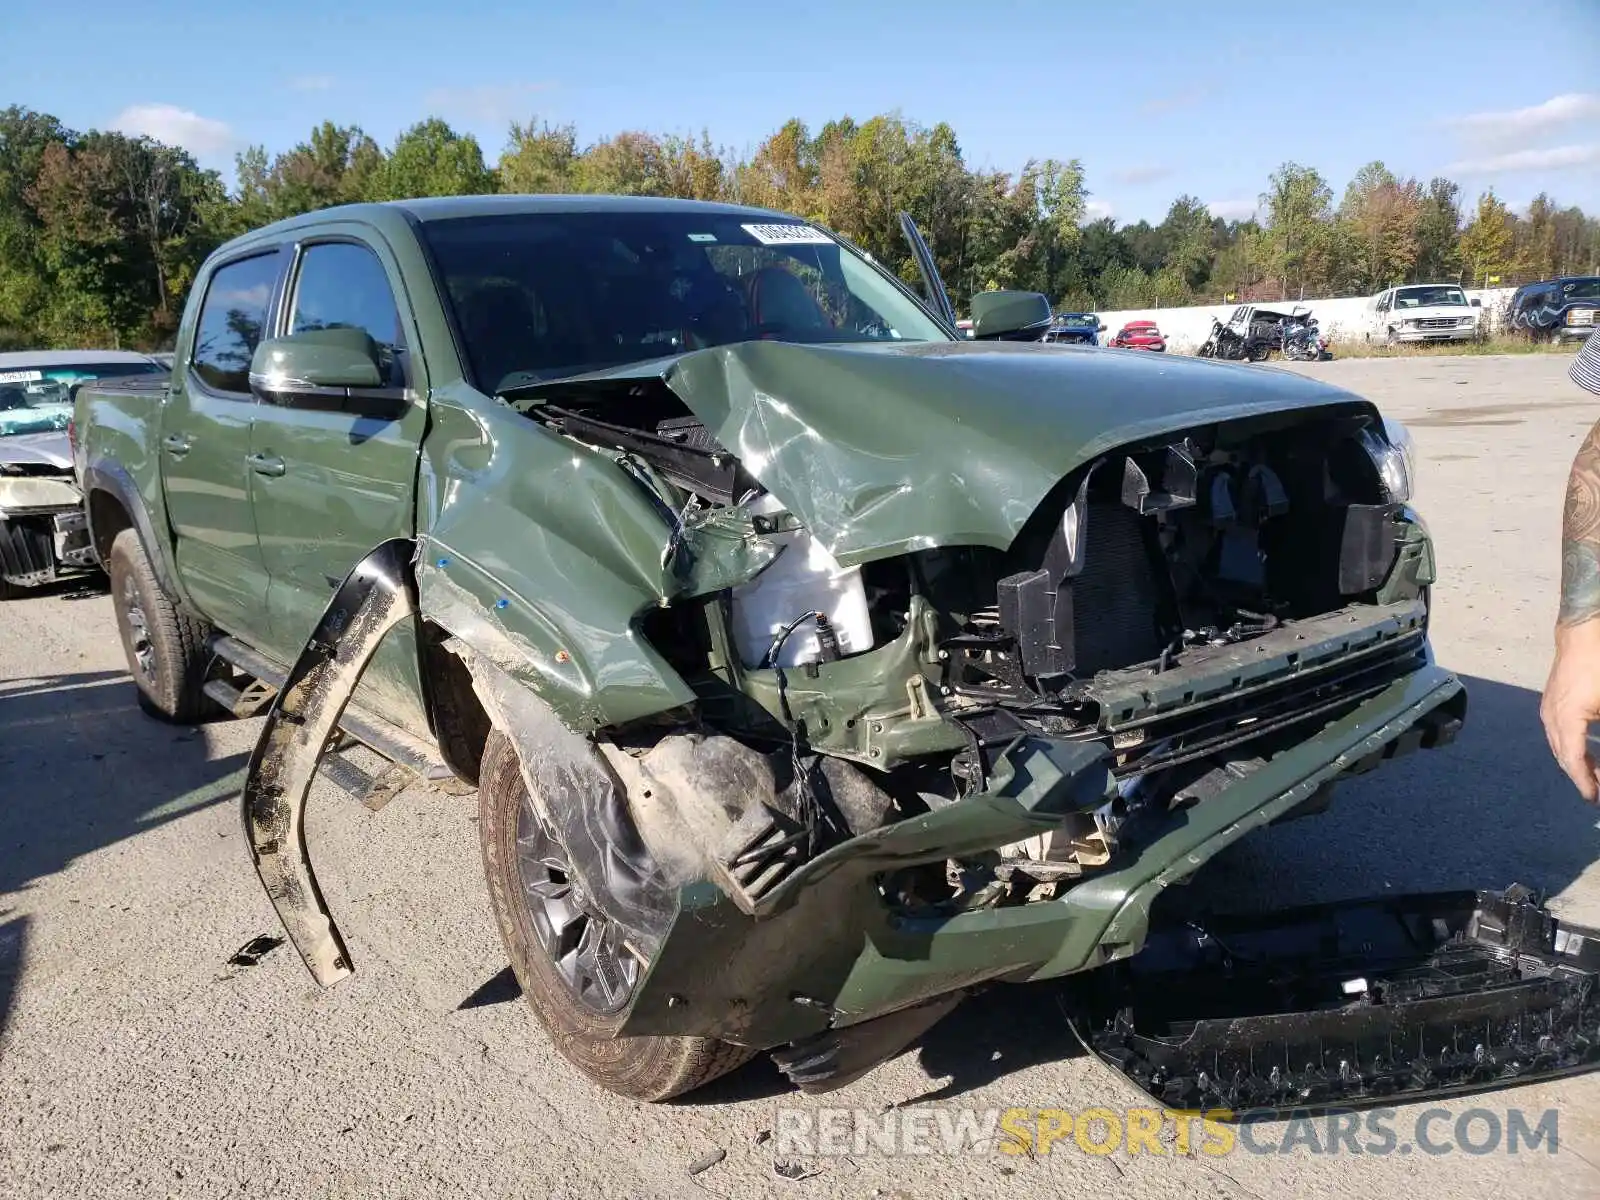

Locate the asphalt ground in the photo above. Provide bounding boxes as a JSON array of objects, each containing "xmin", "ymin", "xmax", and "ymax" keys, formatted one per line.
[{"xmin": 2, "ymin": 353, "xmax": 1598, "ymax": 1199}]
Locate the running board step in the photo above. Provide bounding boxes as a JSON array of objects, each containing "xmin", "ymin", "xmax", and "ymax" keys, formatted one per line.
[
  {"xmin": 210, "ymin": 633, "xmax": 453, "ymax": 781},
  {"xmin": 202, "ymin": 676, "xmax": 278, "ymax": 719},
  {"xmin": 316, "ymin": 754, "xmax": 414, "ymax": 812},
  {"xmin": 1068, "ymin": 884, "xmax": 1600, "ymax": 1114}
]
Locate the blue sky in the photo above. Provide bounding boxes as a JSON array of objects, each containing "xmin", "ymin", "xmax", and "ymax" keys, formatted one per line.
[{"xmin": 5, "ymin": 0, "xmax": 1598, "ymax": 223}]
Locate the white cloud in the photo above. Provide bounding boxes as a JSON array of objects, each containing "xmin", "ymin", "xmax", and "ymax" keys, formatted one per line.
[
  {"xmin": 1141, "ymin": 87, "xmax": 1207, "ymax": 116},
  {"xmin": 110, "ymin": 103, "xmax": 236, "ymax": 159},
  {"xmin": 288, "ymin": 74, "xmax": 334, "ymax": 92},
  {"xmin": 1206, "ymin": 198, "xmax": 1259, "ymax": 221},
  {"xmin": 1109, "ymin": 165, "xmax": 1173, "ymax": 187},
  {"xmin": 423, "ymin": 82, "xmax": 555, "ymax": 126},
  {"xmin": 1444, "ymin": 143, "xmax": 1600, "ymax": 174},
  {"xmin": 1449, "ymin": 93, "xmax": 1600, "ymax": 146},
  {"xmin": 1083, "ymin": 198, "xmax": 1115, "ymax": 223}
]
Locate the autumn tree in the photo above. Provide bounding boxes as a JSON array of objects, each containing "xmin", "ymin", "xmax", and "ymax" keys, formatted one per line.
[
  {"xmin": 498, "ymin": 119, "xmax": 578, "ymax": 194},
  {"xmin": 1156, "ymin": 195, "xmax": 1216, "ymax": 291},
  {"xmin": 1261, "ymin": 162, "xmax": 1333, "ymax": 297},
  {"xmin": 1414, "ymin": 177, "xmax": 1462, "ymax": 282},
  {"xmin": 1515, "ymin": 193, "xmax": 1559, "ymax": 281},
  {"xmin": 0, "ymin": 107, "xmax": 73, "ymax": 347},
  {"xmin": 1457, "ymin": 191, "xmax": 1516, "ymax": 288},
  {"xmin": 1339, "ymin": 161, "xmax": 1422, "ymax": 292},
  {"xmin": 375, "ymin": 119, "xmax": 495, "ymax": 201},
  {"xmin": 28, "ymin": 131, "xmax": 221, "ymax": 344},
  {"xmin": 7, "ymin": 102, "xmax": 1600, "ymax": 351}
]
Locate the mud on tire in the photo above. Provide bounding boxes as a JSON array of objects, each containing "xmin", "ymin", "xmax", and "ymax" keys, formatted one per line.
[
  {"xmin": 107, "ymin": 528, "xmax": 218, "ymax": 724},
  {"xmin": 477, "ymin": 729, "xmax": 752, "ymax": 1101}
]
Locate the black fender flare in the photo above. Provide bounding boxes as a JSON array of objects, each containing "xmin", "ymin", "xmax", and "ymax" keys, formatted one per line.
[
  {"xmin": 83, "ymin": 458, "xmax": 180, "ymax": 597},
  {"xmin": 242, "ymin": 537, "xmax": 420, "ymax": 985}
]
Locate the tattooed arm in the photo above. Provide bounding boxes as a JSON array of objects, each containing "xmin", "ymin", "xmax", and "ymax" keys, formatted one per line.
[
  {"xmin": 1543, "ymin": 335, "xmax": 1600, "ymax": 802},
  {"xmin": 1558, "ymin": 423, "xmax": 1600, "ymax": 625}
]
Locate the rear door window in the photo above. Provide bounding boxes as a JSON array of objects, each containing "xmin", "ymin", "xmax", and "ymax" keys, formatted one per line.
[
  {"xmin": 288, "ymin": 242, "xmax": 406, "ymax": 386},
  {"xmin": 192, "ymin": 253, "xmax": 282, "ymax": 394}
]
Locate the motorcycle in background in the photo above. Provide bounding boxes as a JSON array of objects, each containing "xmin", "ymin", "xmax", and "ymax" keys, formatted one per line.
[
  {"xmin": 1282, "ymin": 311, "xmax": 1331, "ymax": 361},
  {"xmin": 1196, "ymin": 316, "xmax": 1261, "ymax": 360}
]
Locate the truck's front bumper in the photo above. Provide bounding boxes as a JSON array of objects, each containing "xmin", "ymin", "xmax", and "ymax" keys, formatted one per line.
[
  {"xmin": 0, "ymin": 480, "xmax": 93, "ymax": 588},
  {"xmin": 1392, "ymin": 326, "xmax": 1477, "ymax": 343},
  {"xmin": 1077, "ymin": 885, "xmax": 1600, "ymax": 1113},
  {"xmin": 622, "ymin": 659, "xmax": 1467, "ymax": 1050}
]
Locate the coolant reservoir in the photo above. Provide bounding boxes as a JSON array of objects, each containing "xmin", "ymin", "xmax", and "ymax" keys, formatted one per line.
[{"xmin": 730, "ymin": 494, "xmax": 874, "ymax": 669}]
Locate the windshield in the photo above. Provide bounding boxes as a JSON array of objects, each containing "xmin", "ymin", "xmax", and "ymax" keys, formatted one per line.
[
  {"xmin": 0, "ymin": 360, "xmax": 163, "ymax": 437},
  {"xmin": 419, "ymin": 212, "xmax": 951, "ymax": 392},
  {"xmin": 1057, "ymin": 313, "xmax": 1098, "ymax": 328},
  {"xmin": 1393, "ymin": 286, "xmax": 1468, "ymax": 308},
  {"xmin": 1563, "ymin": 278, "xmax": 1600, "ymax": 301}
]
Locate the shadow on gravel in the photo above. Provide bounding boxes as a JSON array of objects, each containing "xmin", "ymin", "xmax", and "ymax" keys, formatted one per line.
[
  {"xmin": 0, "ymin": 673, "xmax": 247, "ymax": 900},
  {"xmin": 0, "ymin": 911, "xmax": 25, "ymax": 1046}
]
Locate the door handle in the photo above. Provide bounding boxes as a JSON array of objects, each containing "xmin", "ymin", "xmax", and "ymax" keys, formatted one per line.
[
  {"xmin": 161, "ymin": 433, "xmax": 193, "ymax": 457},
  {"xmin": 246, "ymin": 452, "xmax": 286, "ymax": 478}
]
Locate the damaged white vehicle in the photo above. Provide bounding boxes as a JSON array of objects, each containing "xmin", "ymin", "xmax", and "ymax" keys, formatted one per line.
[{"xmin": 0, "ymin": 350, "xmax": 166, "ymax": 598}]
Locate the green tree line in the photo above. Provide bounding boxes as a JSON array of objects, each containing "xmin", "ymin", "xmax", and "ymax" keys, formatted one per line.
[{"xmin": 2, "ymin": 104, "xmax": 1597, "ymax": 350}]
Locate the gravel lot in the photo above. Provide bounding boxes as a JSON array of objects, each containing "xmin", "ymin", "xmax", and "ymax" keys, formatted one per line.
[{"xmin": 2, "ymin": 353, "xmax": 1599, "ymax": 1199}]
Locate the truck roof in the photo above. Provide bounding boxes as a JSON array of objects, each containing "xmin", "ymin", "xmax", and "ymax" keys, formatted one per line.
[{"xmin": 222, "ymin": 193, "xmax": 799, "ymax": 253}]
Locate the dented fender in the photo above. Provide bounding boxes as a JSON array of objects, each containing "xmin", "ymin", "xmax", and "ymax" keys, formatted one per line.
[{"xmin": 413, "ymin": 385, "xmax": 778, "ymax": 732}]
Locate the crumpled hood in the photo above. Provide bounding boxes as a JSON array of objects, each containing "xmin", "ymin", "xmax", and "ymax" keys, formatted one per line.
[
  {"xmin": 0, "ymin": 428, "xmax": 72, "ymax": 470},
  {"xmin": 661, "ymin": 339, "xmax": 1375, "ymax": 565}
]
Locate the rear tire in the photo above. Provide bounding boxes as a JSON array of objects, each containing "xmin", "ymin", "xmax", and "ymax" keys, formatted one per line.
[
  {"xmin": 107, "ymin": 529, "xmax": 218, "ymax": 723},
  {"xmin": 477, "ymin": 730, "xmax": 752, "ymax": 1101}
]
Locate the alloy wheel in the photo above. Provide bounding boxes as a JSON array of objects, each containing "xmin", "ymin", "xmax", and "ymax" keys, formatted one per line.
[
  {"xmin": 120, "ymin": 573, "xmax": 156, "ymax": 684},
  {"xmin": 515, "ymin": 793, "xmax": 640, "ymax": 1015}
]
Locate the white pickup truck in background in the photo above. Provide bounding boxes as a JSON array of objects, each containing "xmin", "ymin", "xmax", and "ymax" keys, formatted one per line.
[{"xmin": 1366, "ymin": 283, "xmax": 1483, "ymax": 345}]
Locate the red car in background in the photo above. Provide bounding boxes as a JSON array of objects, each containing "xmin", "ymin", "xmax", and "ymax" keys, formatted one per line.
[{"xmin": 1109, "ymin": 320, "xmax": 1166, "ymax": 351}]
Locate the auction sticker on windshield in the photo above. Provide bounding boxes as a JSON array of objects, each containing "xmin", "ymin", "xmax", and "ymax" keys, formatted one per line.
[
  {"xmin": 742, "ymin": 223, "xmax": 834, "ymax": 245},
  {"xmin": 0, "ymin": 370, "xmax": 44, "ymax": 384}
]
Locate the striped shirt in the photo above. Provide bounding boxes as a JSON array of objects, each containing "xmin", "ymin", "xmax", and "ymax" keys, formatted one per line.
[{"xmin": 1574, "ymin": 332, "xmax": 1600, "ymax": 397}]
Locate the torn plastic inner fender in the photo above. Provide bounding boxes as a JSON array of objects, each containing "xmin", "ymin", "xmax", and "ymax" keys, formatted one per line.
[{"xmin": 242, "ymin": 537, "xmax": 421, "ymax": 986}]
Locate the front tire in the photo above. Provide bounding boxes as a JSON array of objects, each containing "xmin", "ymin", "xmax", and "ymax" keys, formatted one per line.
[
  {"xmin": 477, "ymin": 730, "xmax": 751, "ymax": 1101},
  {"xmin": 107, "ymin": 529, "xmax": 218, "ymax": 723}
]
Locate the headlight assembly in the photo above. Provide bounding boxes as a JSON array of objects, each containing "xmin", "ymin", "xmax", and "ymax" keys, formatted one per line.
[{"xmin": 1359, "ymin": 416, "xmax": 1415, "ymax": 502}]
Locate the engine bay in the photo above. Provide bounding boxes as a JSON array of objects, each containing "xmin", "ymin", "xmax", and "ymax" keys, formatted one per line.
[{"xmin": 517, "ymin": 375, "xmax": 1435, "ymax": 912}]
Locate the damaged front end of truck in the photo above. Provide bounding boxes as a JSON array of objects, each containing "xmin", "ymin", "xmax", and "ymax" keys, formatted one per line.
[{"xmin": 244, "ymin": 332, "xmax": 1600, "ymax": 1106}]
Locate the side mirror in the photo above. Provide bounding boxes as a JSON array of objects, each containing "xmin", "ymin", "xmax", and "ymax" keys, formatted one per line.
[
  {"xmin": 969, "ymin": 291, "xmax": 1053, "ymax": 341},
  {"xmin": 249, "ymin": 328, "xmax": 386, "ymax": 401},
  {"xmin": 1470, "ymin": 298, "xmax": 1482, "ymax": 307},
  {"xmin": 1098, "ymin": 323, "xmax": 1108, "ymax": 333}
]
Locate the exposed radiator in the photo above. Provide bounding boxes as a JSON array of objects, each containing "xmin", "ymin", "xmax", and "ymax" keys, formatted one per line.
[{"xmin": 1071, "ymin": 502, "xmax": 1167, "ymax": 675}]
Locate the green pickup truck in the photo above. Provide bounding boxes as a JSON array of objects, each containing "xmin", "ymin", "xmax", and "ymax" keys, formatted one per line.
[{"xmin": 74, "ymin": 195, "xmax": 1473, "ymax": 1102}]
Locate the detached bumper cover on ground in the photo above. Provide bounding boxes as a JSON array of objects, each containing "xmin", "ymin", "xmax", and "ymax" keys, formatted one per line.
[{"xmin": 1072, "ymin": 886, "xmax": 1600, "ymax": 1113}]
